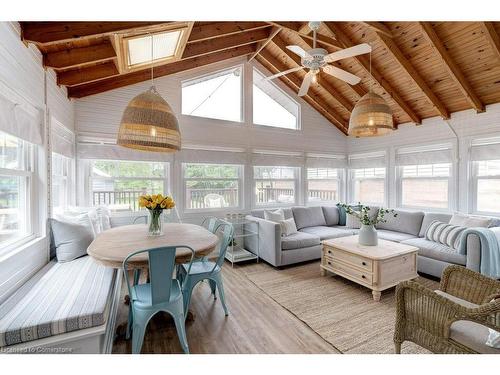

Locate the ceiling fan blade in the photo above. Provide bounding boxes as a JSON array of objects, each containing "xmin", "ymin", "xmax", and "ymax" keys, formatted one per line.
[
  {"xmin": 286, "ymin": 45, "xmax": 312, "ymax": 59},
  {"xmin": 323, "ymin": 65, "xmax": 361, "ymax": 85},
  {"xmin": 263, "ymin": 66, "xmax": 303, "ymax": 81},
  {"xmin": 298, "ymin": 71, "xmax": 314, "ymax": 97},
  {"xmin": 323, "ymin": 43, "xmax": 372, "ymax": 63}
]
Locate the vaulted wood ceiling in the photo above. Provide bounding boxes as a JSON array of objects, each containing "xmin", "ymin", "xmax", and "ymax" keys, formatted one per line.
[{"xmin": 20, "ymin": 21, "xmax": 500, "ymax": 135}]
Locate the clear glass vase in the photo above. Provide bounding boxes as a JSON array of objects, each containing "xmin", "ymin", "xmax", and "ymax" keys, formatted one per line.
[{"xmin": 148, "ymin": 209, "xmax": 163, "ymax": 236}]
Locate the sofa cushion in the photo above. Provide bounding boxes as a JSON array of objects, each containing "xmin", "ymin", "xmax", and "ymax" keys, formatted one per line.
[
  {"xmin": 449, "ymin": 213, "xmax": 491, "ymax": 228},
  {"xmin": 376, "ymin": 209, "xmax": 424, "ymax": 236},
  {"xmin": 281, "ymin": 232, "xmax": 321, "ymax": 250},
  {"xmin": 376, "ymin": 229, "xmax": 418, "ymax": 243},
  {"xmin": 0, "ymin": 256, "xmax": 116, "ymax": 348},
  {"xmin": 299, "ymin": 226, "xmax": 353, "ymax": 241},
  {"xmin": 425, "ymin": 220, "xmax": 466, "ymax": 250},
  {"xmin": 419, "ymin": 212, "xmax": 452, "ymax": 237},
  {"xmin": 292, "ymin": 206, "xmax": 327, "ymax": 230},
  {"xmin": 250, "ymin": 208, "xmax": 293, "ymax": 220},
  {"xmin": 50, "ymin": 218, "xmax": 95, "ymax": 263},
  {"xmin": 322, "ymin": 206, "xmax": 340, "ymax": 226},
  {"xmin": 401, "ymin": 237, "xmax": 466, "ymax": 265},
  {"xmin": 264, "ymin": 209, "xmax": 285, "ymax": 223}
]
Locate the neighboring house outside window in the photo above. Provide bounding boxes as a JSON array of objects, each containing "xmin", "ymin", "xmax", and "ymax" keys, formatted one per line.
[{"xmin": 350, "ymin": 167, "xmax": 386, "ymax": 206}]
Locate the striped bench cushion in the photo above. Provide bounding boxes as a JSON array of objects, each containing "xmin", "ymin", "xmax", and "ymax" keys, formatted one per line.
[
  {"xmin": 0, "ymin": 256, "xmax": 115, "ymax": 347},
  {"xmin": 425, "ymin": 220, "xmax": 467, "ymax": 250}
]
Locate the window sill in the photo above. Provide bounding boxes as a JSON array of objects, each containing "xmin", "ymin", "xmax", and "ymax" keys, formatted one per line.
[{"xmin": 0, "ymin": 235, "xmax": 46, "ymax": 262}]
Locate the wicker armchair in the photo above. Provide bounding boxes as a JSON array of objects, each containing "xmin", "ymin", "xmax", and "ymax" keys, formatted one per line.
[{"xmin": 394, "ymin": 265, "xmax": 500, "ymax": 354}]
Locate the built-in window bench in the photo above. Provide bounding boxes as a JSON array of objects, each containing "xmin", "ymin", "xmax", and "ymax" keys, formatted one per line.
[{"xmin": 0, "ymin": 256, "xmax": 122, "ymax": 354}]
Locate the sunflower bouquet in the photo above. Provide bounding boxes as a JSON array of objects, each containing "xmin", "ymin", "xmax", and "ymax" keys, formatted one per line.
[{"xmin": 138, "ymin": 194, "xmax": 175, "ymax": 236}]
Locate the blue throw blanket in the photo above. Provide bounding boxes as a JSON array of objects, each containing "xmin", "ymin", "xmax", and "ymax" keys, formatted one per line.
[{"xmin": 458, "ymin": 228, "xmax": 500, "ymax": 278}]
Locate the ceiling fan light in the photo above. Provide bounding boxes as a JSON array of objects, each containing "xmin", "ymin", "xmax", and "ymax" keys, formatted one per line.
[
  {"xmin": 117, "ymin": 86, "xmax": 181, "ymax": 152},
  {"xmin": 348, "ymin": 93, "xmax": 394, "ymax": 137}
]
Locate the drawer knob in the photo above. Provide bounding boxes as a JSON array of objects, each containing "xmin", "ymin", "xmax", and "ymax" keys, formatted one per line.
[
  {"xmin": 328, "ymin": 250, "xmax": 332, "ymax": 254},
  {"xmin": 361, "ymin": 275, "xmax": 366, "ymax": 279},
  {"xmin": 327, "ymin": 261, "xmax": 331, "ymax": 266},
  {"xmin": 362, "ymin": 261, "xmax": 367, "ymax": 266}
]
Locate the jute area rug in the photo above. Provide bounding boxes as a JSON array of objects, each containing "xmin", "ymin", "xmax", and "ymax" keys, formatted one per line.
[{"xmin": 243, "ymin": 261, "xmax": 439, "ymax": 354}]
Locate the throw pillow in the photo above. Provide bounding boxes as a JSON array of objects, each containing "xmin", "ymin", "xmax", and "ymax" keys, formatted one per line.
[
  {"xmin": 279, "ymin": 217, "xmax": 298, "ymax": 237},
  {"xmin": 50, "ymin": 218, "xmax": 94, "ymax": 262},
  {"xmin": 336, "ymin": 203, "xmax": 347, "ymax": 226},
  {"xmin": 425, "ymin": 220, "xmax": 467, "ymax": 250},
  {"xmin": 264, "ymin": 209, "xmax": 285, "ymax": 223},
  {"xmin": 450, "ymin": 213, "xmax": 491, "ymax": 228},
  {"xmin": 96, "ymin": 206, "xmax": 112, "ymax": 231},
  {"xmin": 486, "ymin": 297, "xmax": 500, "ymax": 348}
]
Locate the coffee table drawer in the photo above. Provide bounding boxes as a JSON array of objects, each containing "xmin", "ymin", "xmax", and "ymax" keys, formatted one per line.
[
  {"xmin": 330, "ymin": 260, "xmax": 373, "ymax": 285},
  {"xmin": 325, "ymin": 246, "xmax": 373, "ymax": 272}
]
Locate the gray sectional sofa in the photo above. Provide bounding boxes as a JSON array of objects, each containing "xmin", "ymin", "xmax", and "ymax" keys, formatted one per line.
[{"xmin": 245, "ymin": 206, "xmax": 492, "ymax": 278}]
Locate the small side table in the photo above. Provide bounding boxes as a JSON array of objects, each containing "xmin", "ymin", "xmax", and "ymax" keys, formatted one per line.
[{"xmin": 224, "ymin": 217, "xmax": 259, "ymax": 267}]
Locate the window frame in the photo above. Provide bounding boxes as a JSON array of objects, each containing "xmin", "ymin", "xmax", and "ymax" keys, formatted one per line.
[
  {"xmin": 396, "ymin": 163, "xmax": 453, "ymax": 212},
  {"xmin": 51, "ymin": 152, "xmax": 75, "ymax": 212},
  {"xmin": 181, "ymin": 162, "xmax": 244, "ymax": 213},
  {"xmin": 471, "ymin": 160, "xmax": 500, "ymax": 216},
  {"xmin": 252, "ymin": 166, "xmax": 300, "ymax": 208},
  {"xmin": 305, "ymin": 167, "xmax": 343, "ymax": 205},
  {"xmin": 0, "ymin": 134, "xmax": 35, "ymax": 256},
  {"xmin": 180, "ymin": 64, "xmax": 245, "ymax": 124},
  {"xmin": 88, "ymin": 160, "xmax": 170, "ymax": 212},
  {"xmin": 348, "ymin": 167, "xmax": 387, "ymax": 206},
  {"xmin": 252, "ymin": 67, "xmax": 301, "ymax": 131}
]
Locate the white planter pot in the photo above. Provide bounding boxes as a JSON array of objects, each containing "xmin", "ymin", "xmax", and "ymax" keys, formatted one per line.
[{"xmin": 359, "ymin": 224, "xmax": 378, "ymax": 246}]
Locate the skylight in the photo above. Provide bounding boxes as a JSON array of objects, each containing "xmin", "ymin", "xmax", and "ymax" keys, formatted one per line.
[{"xmin": 126, "ymin": 30, "xmax": 183, "ymax": 67}]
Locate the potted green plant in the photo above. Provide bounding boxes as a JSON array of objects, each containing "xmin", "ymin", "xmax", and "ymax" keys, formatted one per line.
[{"xmin": 340, "ymin": 203, "xmax": 397, "ymax": 246}]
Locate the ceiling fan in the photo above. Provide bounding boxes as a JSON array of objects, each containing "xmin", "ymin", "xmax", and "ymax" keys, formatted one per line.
[{"xmin": 264, "ymin": 21, "xmax": 372, "ymax": 97}]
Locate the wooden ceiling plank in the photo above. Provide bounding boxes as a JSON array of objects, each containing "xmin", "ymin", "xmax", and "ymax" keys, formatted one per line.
[
  {"xmin": 248, "ymin": 26, "xmax": 282, "ymax": 62},
  {"xmin": 187, "ymin": 22, "xmax": 270, "ymax": 43},
  {"xmin": 272, "ymin": 34, "xmax": 354, "ymax": 113},
  {"xmin": 375, "ymin": 31, "xmax": 450, "ymax": 119},
  {"xmin": 43, "ymin": 41, "xmax": 116, "ymax": 70},
  {"xmin": 326, "ymin": 22, "xmax": 421, "ymax": 124},
  {"xmin": 361, "ymin": 22, "xmax": 393, "ymax": 38},
  {"xmin": 259, "ymin": 48, "xmax": 348, "ymax": 133},
  {"xmin": 269, "ymin": 22, "xmax": 343, "ymax": 50},
  {"xmin": 57, "ymin": 61, "xmax": 119, "ymax": 86},
  {"xmin": 177, "ymin": 22, "xmax": 194, "ymax": 59},
  {"xmin": 481, "ymin": 22, "xmax": 500, "ymax": 62},
  {"xmin": 418, "ymin": 22, "xmax": 485, "ymax": 113},
  {"xmin": 20, "ymin": 22, "xmax": 168, "ymax": 45},
  {"xmin": 67, "ymin": 44, "xmax": 256, "ymax": 98},
  {"xmin": 184, "ymin": 27, "xmax": 269, "ymax": 59}
]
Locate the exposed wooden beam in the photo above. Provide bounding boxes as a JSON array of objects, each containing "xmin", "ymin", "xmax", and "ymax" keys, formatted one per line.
[
  {"xmin": 188, "ymin": 22, "xmax": 270, "ymax": 43},
  {"xmin": 177, "ymin": 22, "xmax": 194, "ymax": 59},
  {"xmin": 325, "ymin": 22, "xmax": 421, "ymax": 124},
  {"xmin": 258, "ymin": 48, "xmax": 348, "ymax": 133},
  {"xmin": 43, "ymin": 41, "xmax": 116, "ymax": 70},
  {"xmin": 481, "ymin": 22, "xmax": 500, "ymax": 63},
  {"xmin": 184, "ymin": 27, "xmax": 269, "ymax": 59},
  {"xmin": 20, "ymin": 22, "xmax": 167, "ymax": 45},
  {"xmin": 269, "ymin": 22, "xmax": 343, "ymax": 50},
  {"xmin": 272, "ymin": 35, "xmax": 354, "ymax": 113},
  {"xmin": 248, "ymin": 26, "xmax": 282, "ymax": 62},
  {"xmin": 361, "ymin": 22, "xmax": 393, "ymax": 38},
  {"xmin": 375, "ymin": 31, "xmax": 450, "ymax": 119},
  {"xmin": 298, "ymin": 23, "xmax": 311, "ymax": 35},
  {"xmin": 418, "ymin": 22, "xmax": 485, "ymax": 113},
  {"xmin": 67, "ymin": 44, "xmax": 256, "ymax": 98},
  {"xmin": 57, "ymin": 61, "xmax": 119, "ymax": 86}
]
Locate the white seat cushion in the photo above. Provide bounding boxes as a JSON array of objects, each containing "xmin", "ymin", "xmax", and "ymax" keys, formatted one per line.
[
  {"xmin": 377, "ymin": 229, "xmax": 418, "ymax": 243},
  {"xmin": 281, "ymin": 232, "xmax": 321, "ymax": 250},
  {"xmin": 0, "ymin": 256, "xmax": 115, "ymax": 348},
  {"xmin": 299, "ymin": 226, "xmax": 353, "ymax": 241},
  {"xmin": 401, "ymin": 237, "xmax": 466, "ymax": 265}
]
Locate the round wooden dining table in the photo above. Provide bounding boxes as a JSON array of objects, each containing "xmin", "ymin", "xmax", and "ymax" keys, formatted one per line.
[{"xmin": 87, "ymin": 223, "xmax": 219, "ymax": 269}]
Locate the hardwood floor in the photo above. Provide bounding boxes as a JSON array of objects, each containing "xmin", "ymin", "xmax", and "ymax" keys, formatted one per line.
[{"xmin": 113, "ymin": 261, "xmax": 339, "ymax": 354}]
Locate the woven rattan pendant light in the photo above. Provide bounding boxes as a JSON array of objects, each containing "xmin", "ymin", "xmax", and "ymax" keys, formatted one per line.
[
  {"xmin": 117, "ymin": 34, "xmax": 181, "ymax": 152},
  {"xmin": 348, "ymin": 47, "xmax": 394, "ymax": 137}
]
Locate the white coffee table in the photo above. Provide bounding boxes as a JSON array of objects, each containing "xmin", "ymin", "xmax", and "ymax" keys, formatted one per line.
[{"xmin": 321, "ymin": 235, "xmax": 418, "ymax": 301}]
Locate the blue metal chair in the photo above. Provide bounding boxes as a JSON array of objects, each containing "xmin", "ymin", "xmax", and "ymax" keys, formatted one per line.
[
  {"xmin": 123, "ymin": 245, "xmax": 195, "ymax": 354},
  {"xmin": 201, "ymin": 216, "xmax": 219, "ymax": 233},
  {"xmin": 177, "ymin": 221, "xmax": 234, "ymax": 317}
]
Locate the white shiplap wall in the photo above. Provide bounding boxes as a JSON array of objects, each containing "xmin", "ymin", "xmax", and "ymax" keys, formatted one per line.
[
  {"xmin": 0, "ymin": 22, "xmax": 75, "ymax": 304},
  {"xmin": 348, "ymin": 103, "xmax": 500, "ymax": 213}
]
